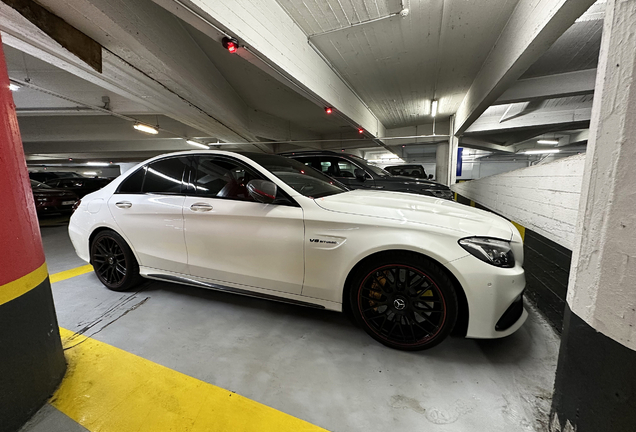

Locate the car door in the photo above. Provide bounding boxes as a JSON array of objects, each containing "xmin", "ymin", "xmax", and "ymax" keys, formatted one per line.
[
  {"xmin": 183, "ymin": 155, "xmax": 304, "ymax": 294},
  {"xmin": 107, "ymin": 156, "xmax": 189, "ymax": 274}
]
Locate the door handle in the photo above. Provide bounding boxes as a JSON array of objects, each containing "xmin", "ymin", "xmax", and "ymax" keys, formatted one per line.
[
  {"xmin": 190, "ymin": 202, "xmax": 213, "ymax": 212},
  {"xmin": 115, "ymin": 201, "xmax": 132, "ymax": 209}
]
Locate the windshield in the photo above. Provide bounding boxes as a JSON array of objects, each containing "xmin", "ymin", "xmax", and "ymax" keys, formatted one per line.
[
  {"xmin": 244, "ymin": 153, "xmax": 348, "ymax": 198},
  {"xmin": 349, "ymin": 155, "xmax": 391, "ymax": 177},
  {"xmin": 30, "ymin": 179, "xmax": 51, "ymax": 189}
]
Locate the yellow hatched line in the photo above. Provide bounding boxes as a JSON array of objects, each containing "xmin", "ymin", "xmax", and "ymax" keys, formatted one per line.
[
  {"xmin": 49, "ymin": 264, "xmax": 93, "ymax": 283},
  {"xmin": 54, "ymin": 328, "xmax": 327, "ymax": 432},
  {"xmin": 0, "ymin": 262, "xmax": 48, "ymax": 306}
]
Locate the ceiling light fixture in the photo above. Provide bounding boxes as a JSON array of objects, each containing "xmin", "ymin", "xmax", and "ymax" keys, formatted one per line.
[
  {"xmin": 431, "ymin": 100, "xmax": 438, "ymax": 117},
  {"xmin": 186, "ymin": 139, "xmax": 209, "ymax": 149},
  {"xmin": 325, "ymin": 107, "xmax": 333, "ymax": 114},
  {"xmin": 537, "ymin": 139, "xmax": 559, "ymax": 145},
  {"xmin": 9, "ymin": 83, "xmax": 20, "ymax": 91},
  {"xmin": 358, "ymin": 128, "xmax": 364, "ymax": 134},
  {"xmin": 133, "ymin": 123, "xmax": 158, "ymax": 134},
  {"xmin": 83, "ymin": 171, "xmax": 98, "ymax": 176},
  {"xmin": 86, "ymin": 162, "xmax": 109, "ymax": 167},
  {"xmin": 524, "ymin": 149, "xmax": 560, "ymax": 155},
  {"xmin": 222, "ymin": 36, "xmax": 239, "ymax": 53}
]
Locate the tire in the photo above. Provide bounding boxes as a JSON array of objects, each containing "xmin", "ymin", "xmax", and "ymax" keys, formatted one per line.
[
  {"xmin": 349, "ymin": 252, "xmax": 458, "ymax": 351},
  {"xmin": 90, "ymin": 230, "xmax": 142, "ymax": 291}
]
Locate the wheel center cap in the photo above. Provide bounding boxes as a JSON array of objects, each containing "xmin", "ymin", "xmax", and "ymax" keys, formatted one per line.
[
  {"xmin": 393, "ymin": 298, "xmax": 406, "ymax": 310},
  {"xmin": 108, "ymin": 257, "xmax": 114, "ymax": 265}
]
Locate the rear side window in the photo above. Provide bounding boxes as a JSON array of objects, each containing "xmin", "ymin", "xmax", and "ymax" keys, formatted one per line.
[
  {"xmin": 143, "ymin": 157, "xmax": 189, "ymax": 194},
  {"xmin": 118, "ymin": 167, "xmax": 145, "ymax": 193}
]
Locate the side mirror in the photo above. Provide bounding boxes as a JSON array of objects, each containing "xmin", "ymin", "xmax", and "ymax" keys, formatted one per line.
[
  {"xmin": 354, "ymin": 169, "xmax": 366, "ymax": 182},
  {"xmin": 428, "ymin": 174, "xmax": 434, "ymax": 180},
  {"xmin": 247, "ymin": 179, "xmax": 277, "ymax": 204}
]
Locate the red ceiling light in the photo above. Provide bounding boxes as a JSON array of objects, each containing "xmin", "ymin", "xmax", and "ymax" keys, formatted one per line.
[
  {"xmin": 325, "ymin": 107, "xmax": 333, "ymax": 114},
  {"xmin": 222, "ymin": 36, "xmax": 239, "ymax": 53},
  {"xmin": 358, "ymin": 128, "xmax": 364, "ymax": 134}
]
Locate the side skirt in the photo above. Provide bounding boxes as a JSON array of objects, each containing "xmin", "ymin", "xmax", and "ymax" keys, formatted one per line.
[{"xmin": 145, "ymin": 272, "xmax": 328, "ymax": 310}]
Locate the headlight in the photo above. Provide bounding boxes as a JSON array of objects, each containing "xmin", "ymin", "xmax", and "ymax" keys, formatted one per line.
[{"xmin": 459, "ymin": 237, "xmax": 515, "ymax": 268}]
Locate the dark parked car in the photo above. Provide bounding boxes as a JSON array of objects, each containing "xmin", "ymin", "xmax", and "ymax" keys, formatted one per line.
[
  {"xmin": 30, "ymin": 179, "xmax": 79, "ymax": 215},
  {"xmin": 45, "ymin": 177, "xmax": 112, "ymax": 198},
  {"xmin": 29, "ymin": 171, "xmax": 84, "ymax": 183},
  {"xmin": 385, "ymin": 164, "xmax": 432, "ymax": 179},
  {"xmin": 280, "ymin": 151, "xmax": 453, "ymax": 200}
]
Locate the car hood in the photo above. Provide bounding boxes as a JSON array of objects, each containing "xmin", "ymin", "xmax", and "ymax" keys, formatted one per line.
[
  {"xmin": 314, "ymin": 189, "xmax": 514, "ymax": 240},
  {"xmin": 392, "ymin": 176, "xmax": 448, "ymax": 189}
]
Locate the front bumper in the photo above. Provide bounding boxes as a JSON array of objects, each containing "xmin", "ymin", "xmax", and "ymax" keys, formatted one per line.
[{"xmin": 446, "ymin": 254, "xmax": 527, "ymax": 339}]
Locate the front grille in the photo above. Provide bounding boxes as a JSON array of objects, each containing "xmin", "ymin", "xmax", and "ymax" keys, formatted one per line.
[{"xmin": 495, "ymin": 293, "xmax": 524, "ymax": 331}]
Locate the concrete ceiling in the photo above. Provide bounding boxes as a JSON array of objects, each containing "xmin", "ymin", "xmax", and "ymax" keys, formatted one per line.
[{"xmin": 0, "ymin": 0, "xmax": 606, "ymax": 164}]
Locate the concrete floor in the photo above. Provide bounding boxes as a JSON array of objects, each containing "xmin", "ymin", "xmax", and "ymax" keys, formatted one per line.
[{"xmin": 23, "ymin": 223, "xmax": 561, "ymax": 432}]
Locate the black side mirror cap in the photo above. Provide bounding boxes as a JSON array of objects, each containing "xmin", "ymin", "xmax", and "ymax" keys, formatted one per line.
[
  {"xmin": 247, "ymin": 179, "xmax": 277, "ymax": 204},
  {"xmin": 428, "ymin": 174, "xmax": 434, "ymax": 180},
  {"xmin": 354, "ymin": 168, "xmax": 366, "ymax": 182}
]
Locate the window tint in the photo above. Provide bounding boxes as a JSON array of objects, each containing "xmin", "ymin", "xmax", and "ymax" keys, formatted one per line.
[
  {"xmin": 193, "ymin": 157, "xmax": 262, "ymax": 201},
  {"xmin": 143, "ymin": 157, "xmax": 188, "ymax": 194},
  {"xmin": 118, "ymin": 167, "xmax": 145, "ymax": 193}
]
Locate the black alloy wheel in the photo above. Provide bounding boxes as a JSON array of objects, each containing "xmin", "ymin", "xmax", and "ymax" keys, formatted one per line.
[
  {"xmin": 90, "ymin": 230, "xmax": 141, "ymax": 291},
  {"xmin": 350, "ymin": 253, "xmax": 457, "ymax": 351}
]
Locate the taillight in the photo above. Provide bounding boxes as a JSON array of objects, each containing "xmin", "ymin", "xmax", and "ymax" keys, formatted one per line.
[{"xmin": 72, "ymin": 199, "xmax": 81, "ymax": 212}]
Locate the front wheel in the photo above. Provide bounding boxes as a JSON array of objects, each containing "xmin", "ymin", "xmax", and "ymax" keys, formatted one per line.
[
  {"xmin": 90, "ymin": 230, "xmax": 142, "ymax": 291},
  {"xmin": 349, "ymin": 253, "xmax": 458, "ymax": 351}
]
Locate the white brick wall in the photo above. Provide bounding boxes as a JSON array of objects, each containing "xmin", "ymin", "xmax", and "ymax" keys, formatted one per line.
[{"xmin": 451, "ymin": 154, "xmax": 585, "ymax": 249}]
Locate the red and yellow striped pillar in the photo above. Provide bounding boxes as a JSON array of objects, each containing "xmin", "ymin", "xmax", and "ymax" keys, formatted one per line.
[{"xmin": 0, "ymin": 36, "xmax": 66, "ymax": 432}]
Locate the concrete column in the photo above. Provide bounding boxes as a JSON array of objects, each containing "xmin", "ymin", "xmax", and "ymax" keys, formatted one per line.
[
  {"xmin": 550, "ymin": 1, "xmax": 636, "ymax": 431},
  {"xmin": 435, "ymin": 115, "xmax": 458, "ymax": 186},
  {"xmin": 0, "ymin": 37, "xmax": 66, "ymax": 432}
]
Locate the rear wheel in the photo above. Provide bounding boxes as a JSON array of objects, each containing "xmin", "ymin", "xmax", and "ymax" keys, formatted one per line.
[
  {"xmin": 349, "ymin": 253, "xmax": 457, "ymax": 351},
  {"xmin": 90, "ymin": 230, "xmax": 142, "ymax": 291}
]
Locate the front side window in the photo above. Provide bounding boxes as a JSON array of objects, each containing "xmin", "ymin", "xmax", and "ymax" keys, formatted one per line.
[
  {"xmin": 349, "ymin": 155, "xmax": 390, "ymax": 177},
  {"xmin": 142, "ymin": 157, "xmax": 189, "ymax": 194},
  {"xmin": 193, "ymin": 156, "xmax": 263, "ymax": 201}
]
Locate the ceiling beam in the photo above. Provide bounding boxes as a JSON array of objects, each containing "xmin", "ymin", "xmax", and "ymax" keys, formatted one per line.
[
  {"xmin": 151, "ymin": 0, "xmax": 385, "ymax": 139},
  {"xmin": 466, "ymin": 101, "xmax": 593, "ymax": 134},
  {"xmin": 0, "ymin": 0, "xmax": 252, "ymax": 142},
  {"xmin": 559, "ymin": 129, "xmax": 590, "ymax": 146},
  {"xmin": 459, "ymin": 137, "xmax": 515, "ymax": 154},
  {"xmin": 453, "ymin": 0, "xmax": 597, "ymax": 136},
  {"xmin": 495, "ymin": 69, "xmax": 597, "ymax": 105}
]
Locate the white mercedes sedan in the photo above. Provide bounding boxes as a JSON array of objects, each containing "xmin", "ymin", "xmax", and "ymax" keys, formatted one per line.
[{"xmin": 69, "ymin": 151, "xmax": 527, "ymax": 350}]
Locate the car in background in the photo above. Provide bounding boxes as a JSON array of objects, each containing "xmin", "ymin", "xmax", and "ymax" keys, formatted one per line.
[
  {"xmin": 29, "ymin": 171, "xmax": 84, "ymax": 183},
  {"xmin": 30, "ymin": 179, "xmax": 79, "ymax": 215},
  {"xmin": 385, "ymin": 164, "xmax": 432, "ymax": 179},
  {"xmin": 45, "ymin": 177, "xmax": 113, "ymax": 198},
  {"xmin": 69, "ymin": 150, "xmax": 526, "ymax": 351},
  {"xmin": 280, "ymin": 151, "xmax": 453, "ymax": 200}
]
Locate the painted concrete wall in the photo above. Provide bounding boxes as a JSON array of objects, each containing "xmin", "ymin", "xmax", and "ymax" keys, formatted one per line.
[
  {"xmin": 566, "ymin": 0, "xmax": 636, "ymax": 352},
  {"xmin": 451, "ymin": 154, "xmax": 585, "ymax": 249}
]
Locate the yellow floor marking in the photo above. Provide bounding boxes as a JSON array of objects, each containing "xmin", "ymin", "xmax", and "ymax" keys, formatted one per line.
[
  {"xmin": 50, "ymin": 264, "xmax": 93, "ymax": 283},
  {"xmin": 0, "ymin": 262, "xmax": 48, "ymax": 306},
  {"xmin": 53, "ymin": 329, "xmax": 327, "ymax": 432},
  {"xmin": 510, "ymin": 221, "xmax": 526, "ymax": 242}
]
